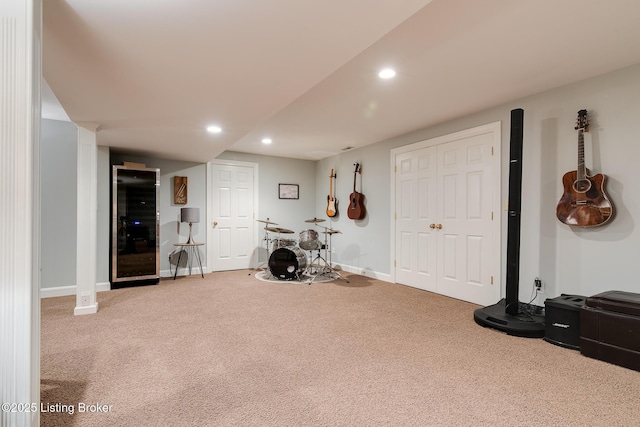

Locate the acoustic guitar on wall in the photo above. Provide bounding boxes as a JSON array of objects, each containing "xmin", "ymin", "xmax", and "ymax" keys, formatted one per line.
[
  {"xmin": 556, "ymin": 109, "xmax": 614, "ymax": 227},
  {"xmin": 326, "ymin": 168, "xmax": 337, "ymax": 217},
  {"xmin": 347, "ymin": 162, "xmax": 365, "ymax": 220}
]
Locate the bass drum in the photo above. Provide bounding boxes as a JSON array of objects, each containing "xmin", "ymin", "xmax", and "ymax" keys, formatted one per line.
[{"xmin": 269, "ymin": 247, "xmax": 307, "ymax": 280}]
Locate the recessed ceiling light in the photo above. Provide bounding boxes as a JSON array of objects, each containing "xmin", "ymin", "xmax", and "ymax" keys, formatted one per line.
[
  {"xmin": 378, "ymin": 68, "xmax": 396, "ymax": 79},
  {"xmin": 207, "ymin": 125, "xmax": 222, "ymax": 134},
  {"xmin": 261, "ymin": 138, "xmax": 272, "ymax": 144}
]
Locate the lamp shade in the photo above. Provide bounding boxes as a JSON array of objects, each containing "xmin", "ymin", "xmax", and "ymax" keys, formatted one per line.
[{"xmin": 180, "ymin": 207, "xmax": 200, "ymax": 223}]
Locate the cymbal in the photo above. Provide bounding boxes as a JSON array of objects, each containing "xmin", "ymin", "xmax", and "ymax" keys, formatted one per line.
[
  {"xmin": 323, "ymin": 229, "xmax": 342, "ymax": 234},
  {"xmin": 256, "ymin": 219, "xmax": 278, "ymax": 225},
  {"xmin": 305, "ymin": 217, "xmax": 326, "ymax": 223},
  {"xmin": 265, "ymin": 227, "xmax": 294, "ymax": 234}
]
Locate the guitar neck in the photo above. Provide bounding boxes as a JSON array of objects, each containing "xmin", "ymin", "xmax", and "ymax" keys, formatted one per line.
[
  {"xmin": 577, "ymin": 129, "xmax": 586, "ymax": 180},
  {"xmin": 352, "ymin": 163, "xmax": 359, "ymax": 192}
]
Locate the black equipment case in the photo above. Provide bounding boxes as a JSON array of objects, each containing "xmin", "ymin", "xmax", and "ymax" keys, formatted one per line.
[{"xmin": 580, "ymin": 290, "xmax": 640, "ymax": 372}]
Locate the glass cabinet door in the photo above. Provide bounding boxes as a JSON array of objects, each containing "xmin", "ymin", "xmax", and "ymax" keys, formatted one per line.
[{"xmin": 112, "ymin": 165, "xmax": 160, "ymax": 284}]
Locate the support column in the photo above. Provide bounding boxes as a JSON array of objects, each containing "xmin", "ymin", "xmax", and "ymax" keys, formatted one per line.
[
  {"xmin": 0, "ymin": 1, "xmax": 41, "ymax": 426},
  {"xmin": 74, "ymin": 123, "xmax": 100, "ymax": 315}
]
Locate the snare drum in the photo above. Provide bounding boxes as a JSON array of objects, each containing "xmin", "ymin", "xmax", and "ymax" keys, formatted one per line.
[
  {"xmin": 268, "ymin": 247, "xmax": 308, "ymax": 280},
  {"xmin": 299, "ymin": 229, "xmax": 320, "ymax": 250}
]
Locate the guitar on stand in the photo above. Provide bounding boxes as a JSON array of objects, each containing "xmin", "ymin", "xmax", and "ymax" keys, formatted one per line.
[
  {"xmin": 556, "ymin": 109, "xmax": 614, "ymax": 227},
  {"xmin": 326, "ymin": 168, "xmax": 337, "ymax": 217},
  {"xmin": 347, "ymin": 162, "xmax": 365, "ymax": 220}
]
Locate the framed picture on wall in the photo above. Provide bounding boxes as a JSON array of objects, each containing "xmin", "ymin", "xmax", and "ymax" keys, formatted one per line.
[
  {"xmin": 278, "ymin": 184, "xmax": 299, "ymax": 199},
  {"xmin": 174, "ymin": 176, "xmax": 188, "ymax": 204}
]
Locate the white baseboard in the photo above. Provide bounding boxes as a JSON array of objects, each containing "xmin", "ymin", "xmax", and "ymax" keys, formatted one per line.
[
  {"xmin": 41, "ymin": 281, "xmax": 111, "ymax": 298},
  {"xmin": 96, "ymin": 281, "xmax": 111, "ymax": 292},
  {"xmin": 333, "ymin": 264, "xmax": 392, "ymax": 283},
  {"xmin": 74, "ymin": 302, "xmax": 99, "ymax": 316},
  {"xmin": 40, "ymin": 286, "xmax": 75, "ymax": 298},
  {"xmin": 162, "ymin": 265, "xmax": 209, "ymax": 278}
]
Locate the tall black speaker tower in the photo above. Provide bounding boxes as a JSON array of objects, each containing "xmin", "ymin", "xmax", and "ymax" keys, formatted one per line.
[
  {"xmin": 473, "ymin": 109, "xmax": 545, "ymax": 337},
  {"xmin": 505, "ymin": 108, "xmax": 524, "ymax": 316}
]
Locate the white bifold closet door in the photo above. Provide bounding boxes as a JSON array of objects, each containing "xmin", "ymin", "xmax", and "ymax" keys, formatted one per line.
[{"xmin": 394, "ymin": 124, "xmax": 500, "ymax": 306}]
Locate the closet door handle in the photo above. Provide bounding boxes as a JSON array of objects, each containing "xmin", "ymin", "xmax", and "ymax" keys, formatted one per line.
[
  {"xmin": 436, "ymin": 224, "xmax": 442, "ymax": 230},
  {"xmin": 429, "ymin": 223, "xmax": 436, "ymax": 229}
]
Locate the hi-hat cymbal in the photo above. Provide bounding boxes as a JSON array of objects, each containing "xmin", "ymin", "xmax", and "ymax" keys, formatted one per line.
[
  {"xmin": 305, "ymin": 217, "xmax": 326, "ymax": 223},
  {"xmin": 256, "ymin": 219, "xmax": 278, "ymax": 225},
  {"xmin": 323, "ymin": 229, "xmax": 342, "ymax": 234},
  {"xmin": 266, "ymin": 227, "xmax": 294, "ymax": 234}
]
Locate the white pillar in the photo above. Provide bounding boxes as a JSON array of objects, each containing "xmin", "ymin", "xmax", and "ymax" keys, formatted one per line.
[
  {"xmin": 74, "ymin": 123, "xmax": 100, "ymax": 315},
  {"xmin": 0, "ymin": 1, "xmax": 41, "ymax": 426}
]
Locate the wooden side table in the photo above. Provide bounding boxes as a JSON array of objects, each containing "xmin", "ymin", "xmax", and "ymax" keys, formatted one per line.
[{"xmin": 173, "ymin": 243, "xmax": 205, "ymax": 279}]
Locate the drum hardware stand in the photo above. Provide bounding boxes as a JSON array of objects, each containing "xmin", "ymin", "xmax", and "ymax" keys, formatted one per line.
[
  {"xmin": 324, "ymin": 228, "xmax": 348, "ymax": 283},
  {"xmin": 304, "ymin": 225, "xmax": 349, "ymax": 284},
  {"xmin": 256, "ymin": 218, "xmax": 277, "ymax": 276}
]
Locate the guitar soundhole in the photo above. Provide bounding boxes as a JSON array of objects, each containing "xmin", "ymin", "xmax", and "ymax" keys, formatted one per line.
[{"xmin": 573, "ymin": 179, "xmax": 591, "ymax": 193}]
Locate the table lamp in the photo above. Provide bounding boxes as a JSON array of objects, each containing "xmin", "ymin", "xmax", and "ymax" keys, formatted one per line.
[{"xmin": 180, "ymin": 207, "xmax": 200, "ymax": 244}]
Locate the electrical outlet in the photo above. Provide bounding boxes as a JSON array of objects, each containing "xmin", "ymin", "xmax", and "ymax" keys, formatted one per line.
[
  {"xmin": 534, "ymin": 277, "xmax": 542, "ymax": 291},
  {"xmin": 81, "ymin": 292, "xmax": 90, "ymax": 306}
]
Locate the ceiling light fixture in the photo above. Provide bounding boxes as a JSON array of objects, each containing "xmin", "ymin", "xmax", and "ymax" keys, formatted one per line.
[
  {"xmin": 207, "ymin": 125, "xmax": 222, "ymax": 134},
  {"xmin": 378, "ymin": 68, "xmax": 396, "ymax": 79},
  {"xmin": 261, "ymin": 138, "xmax": 272, "ymax": 144}
]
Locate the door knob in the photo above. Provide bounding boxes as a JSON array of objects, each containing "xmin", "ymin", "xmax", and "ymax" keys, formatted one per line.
[
  {"xmin": 429, "ymin": 223, "xmax": 436, "ymax": 229},
  {"xmin": 436, "ymin": 223, "xmax": 443, "ymax": 230},
  {"xmin": 213, "ymin": 221, "xmax": 218, "ymax": 227}
]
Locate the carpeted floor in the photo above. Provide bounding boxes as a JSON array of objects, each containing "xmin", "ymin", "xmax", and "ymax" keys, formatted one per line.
[{"xmin": 40, "ymin": 270, "xmax": 640, "ymax": 426}]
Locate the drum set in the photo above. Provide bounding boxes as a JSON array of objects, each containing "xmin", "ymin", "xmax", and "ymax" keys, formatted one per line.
[{"xmin": 257, "ymin": 217, "xmax": 348, "ymax": 284}]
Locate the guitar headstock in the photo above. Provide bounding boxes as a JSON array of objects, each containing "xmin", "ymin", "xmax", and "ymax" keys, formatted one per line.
[
  {"xmin": 575, "ymin": 109, "xmax": 589, "ymax": 132},
  {"xmin": 329, "ymin": 168, "xmax": 335, "ymax": 178},
  {"xmin": 353, "ymin": 162, "xmax": 361, "ymax": 174}
]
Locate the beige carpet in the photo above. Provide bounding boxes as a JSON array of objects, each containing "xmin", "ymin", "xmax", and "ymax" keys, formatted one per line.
[{"xmin": 41, "ymin": 270, "xmax": 640, "ymax": 426}]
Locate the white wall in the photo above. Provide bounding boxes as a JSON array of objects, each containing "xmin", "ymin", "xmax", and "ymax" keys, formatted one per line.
[
  {"xmin": 316, "ymin": 63, "xmax": 640, "ymax": 302},
  {"xmin": 315, "ymin": 143, "xmax": 393, "ymax": 280},
  {"xmin": 96, "ymin": 146, "xmax": 111, "ymax": 284},
  {"xmin": 40, "ymin": 123, "xmax": 112, "ymax": 295},
  {"xmin": 41, "ymin": 119, "xmax": 77, "ymax": 290}
]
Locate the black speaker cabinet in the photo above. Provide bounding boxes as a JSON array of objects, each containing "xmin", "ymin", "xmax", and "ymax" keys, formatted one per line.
[{"xmin": 544, "ymin": 294, "xmax": 586, "ymax": 349}]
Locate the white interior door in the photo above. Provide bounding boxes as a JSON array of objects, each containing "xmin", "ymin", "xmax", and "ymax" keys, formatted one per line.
[
  {"xmin": 395, "ymin": 147, "xmax": 437, "ymax": 292},
  {"xmin": 436, "ymin": 132, "xmax": 496, "ymax": 305},
  {"xmin": 393, "ymin": 123, "xmax": 501, "ymax": 306},
  {"xmin": 209, "ymin": 161, "xmax": 257, "ymax": 271}
]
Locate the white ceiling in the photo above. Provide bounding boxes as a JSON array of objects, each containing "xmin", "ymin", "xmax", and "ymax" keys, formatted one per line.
[{"xmin": 43, "ymin": 0, "xmax": 640, "ymax": 162}]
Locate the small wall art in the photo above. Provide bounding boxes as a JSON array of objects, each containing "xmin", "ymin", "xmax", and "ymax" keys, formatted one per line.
[
  {"xmin": 174, "ymin": 176, "xmax": 188, "ymax": 204},
  {"xmin": 278, "ymin": 184, "xmax": 299, "ymax": 199}
]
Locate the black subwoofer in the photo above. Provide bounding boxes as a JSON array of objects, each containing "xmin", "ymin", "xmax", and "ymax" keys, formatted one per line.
[{"xmin": 544, "ymin": 294, "xmax": 586, "ymax": 349}]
